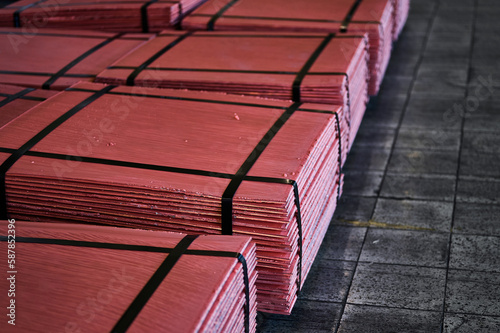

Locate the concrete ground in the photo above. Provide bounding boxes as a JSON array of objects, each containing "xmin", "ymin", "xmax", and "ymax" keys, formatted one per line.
[{"xmin": 258, "ymin": 0, "xmax": 500, "ymax": 332}]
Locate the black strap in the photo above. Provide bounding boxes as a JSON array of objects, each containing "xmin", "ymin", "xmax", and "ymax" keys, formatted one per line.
[
  {"xmin": 292, "ymin": 33, "xmax": 334, "ymax": 103},
  {"xmin": 0, "ymin": 85, "xmax": 115, "ymax": 219},
  {"xmin": 158, "ymin": 32, "xmax": 365, "ymax": 39},
  {"xmin": 126, "ymin": 32, "xmax": 192, "ymax": 86},
  {"xmin": 334, "ymin": 112, "xmax": 343, "ymax": 204},
  {"xmin": 66, "ymin": 87, "xmax": 342, "ymax": 114},
  {"xmin": 340, "ymin": 0, "xmax": 364, "ymax": 32},
  {"xmin": 1, "ymin": 235, "xmax": 250, "ymax": 333},
  {"xmin": 13, "ymin": 0, "xmax": 47, "ymax": 27},
  {"xmin": 0, "ymin": 70, "xmax": 94, "ymax": 78},
  {"xmin": 220, "ymin": 102, "xmax": 302, "ymax": 235},
  {"xmin": 220, "ymin": 102, "xmax": 303, "ymax": 291},
  {"xmin": 42, "ymin": 34, "xmax": 124, "ymax": 90},
  {"xmin": 191, "ymin": 13, "xmax": 379, "ymax": 25},
  {"xmin": 0, "ymin": 94, "xmax": 46, "ymax": 102},
  {"xmin": 207, "ymin": 0, "xmax": 240, "ymax": 31},
  {"xmin": 177, "ymin": 2, "xmax": 183, "ymax": 23},
  {"xmin": 292, "ymin": 181, "xmax": 303, "ymax": 290},
  {"xmin": 0, "ymin": 147, "xmax": 235, "ymax": 180},
  {"xmin": 112, "ymin": 234, "xmax": 198, "ymax": 333},
  {"xmin": 140, "ymin": 0, "xmax": 159, "ymax": 32},
  {"xmin": 344, "ymin": 74, "xmax": 352, "ymax": 131},
  {"xmin": 108, "ymin": 66, "xmax": 346, "ymax": 76},
  {"xmin": 0, "ymin": 88, "xmax": 34, "ymax": 108}
]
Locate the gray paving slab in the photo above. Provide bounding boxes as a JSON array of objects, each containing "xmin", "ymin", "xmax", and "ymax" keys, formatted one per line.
[
  {"xmin": 333, "ymin": 196, "xmax": 376, "ymax": 222},
  {"xmin": 401, "ymin": 109, "xmax": 462, "ymax": 130},
  {"xmin": 412, "ymin": 78, "xmax": 467, "ymax": 98},
  {"xmin": 419, "ymin": 56, "xmax": 471, "ymax": 69},
  {"xmin": 391, "ymin": 35, "xmax": 427, "ymax": 59},
  {"xmin": 457, "ymin": 177, "xmax": 500, "ymax": 204},
  {"xmin": 347, "ymin": 263, "xmax": 446, "ymax": 310},
  {"xmin": 462, "ymin": 131, "xmax": 500, "ymax": 154},
  {"xmin": 384, "ymin": 57, "xmax": 420, "ymax": 77},
  {"xmin": 473, "ymin": 34, "xmax": 500, "ymax": 58},
  {"xmin": 342, "ymin": 171, "xmax": 384, "ymax": 197},
  {"xmin": 453, "ymin": 202, "xmax": 500, "ymax": 236},
  {"xmin": 316, "ymin": 225, "xmax": 367, "ymax": 261},
  {"xmin": 338, "ymin": 305, "xmax": 442, "ymax": 333},
  {"xmin": 378, "ymin": 76, "xmax": 414, "ymax": 96},
  {"xmin": 352, "ymin": 127, "xmax": 397, "ymax": 149},
  {"xmin": 343, "ymin": 147, "xmax": 391, "ymax": 172},
  {"xmin": 446, "ymin": 270, "xmax": 500, "ymax": 316},
  {"xmin": 400, "ymin": 95, "xmax": 463, "ymax": 130},
  {"xmin": 380, "ymin": 174, "xmax": 456, "ymax": 201},
  {"xmin": 427, "ymin": 32, "xmax": 472, "ymax": 51},
  {"xmin": 360, "ymin": 108, "xmax": 402, "ymax": 130},
  {"xmin": 464, "ymin": 113, "xmax": 500, "ymax": 133},
  {"xmin": 395, "ymin": 128, "xmax": 461, "ymax": 151},
  {"xmin": 443, "ymin": 313, "xmax": 500, "ymax": 333},
  {"xmin": 387, "ymin": 149, "xmax": 459, "ymax": 175},
  {"xmin": 360, "ymin": 94, "xmax": 407, "ymax": 129},
  {"xmin": 360, "ymin": 229, "xmax": 449, "ymax": 267},
  {"xmin": 459, "ymin": 149, "xmax": 500, "ymax": 178},
  {"xmin": 298, "ymin": 259, "xmax": 355, "ymax": 303},
  {"xmin": 404, "ymin": 17, "xmax": 434, "ymax": 34},
  {"xmin": 258, "ymin": 301, "xmax": 342, "ymax": 332},
  {"xmin": 372, "ymin": 198, "xmax": 453, "ymax": 232},
  {"xmin": 369, "ymin": 93, "xmax": 409, "ymax": 112},
  {"xmin": 450, "ymin": 234, "xmax": 500, "ymax": 272},
  {"xmin": 431, "ymin": 16, "xmax": 473, "ymax": 34},
  {"xmin": 257, "ymin": 323, "xmax": 331, "ymax": 333}
]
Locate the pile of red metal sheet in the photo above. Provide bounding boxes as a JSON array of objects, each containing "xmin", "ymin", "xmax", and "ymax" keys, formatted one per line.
[
  {"xmin": 96, "ymin": 30, "xmax": 368, "ymax": 150},
  {"xmin": 0, "ymin": 83, "xmax": 58, "ymax": 128},
  {"xmin": 393, "ymin": 0, "xmax": 410, "ymax": 41},
  {"xmin": 181, "ymin": 0, "xmax": 394, "ymax": 96},
  {"xmin": 0, "ymin": 28, "xmax": 153, "ymax": 89},
  {"xmin": 0, "ymin": 221, "xmax": 257, "ymax": 332},
  {"xmin": 0, "ymin": 81, "xmax": 346, "ymax": 314},
  {"xmin": 0, "ymin": 0, "xmax": 208, "ymax": 32}
]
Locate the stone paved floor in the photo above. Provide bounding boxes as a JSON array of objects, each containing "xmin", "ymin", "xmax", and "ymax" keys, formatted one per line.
[{"xmin": 258, "ymin": 0, "xmax": 500, "ymax": 332}]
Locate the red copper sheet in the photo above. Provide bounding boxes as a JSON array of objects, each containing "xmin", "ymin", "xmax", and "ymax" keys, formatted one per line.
[
  {"xmin": 96, "ymin": 30, "xmax": 369, "ymax": 148},
  {"xmin": 181, "ymin": 0, "xmax": 394, "ymax": 95},
  {"xmin": 0, "ymin": 83, "xmax": 58, "ymax": 128},
  {"xmin": 393, "ymin": 0, "xmax": 410, "ymax": 41},
  {"xmin": 0, "ymin": 0, "xmax": 208, "ymax": 32},
  {"xmin": 0, "ymin": 81, "xmax": 346, "ymax": 314},
  {"xmin": 0, "ymin": 28, "xmax": 154, "ymax": 89},
  {"xmin": 0, "ymin": 221, "xmax": 258, "ymax": 332}
]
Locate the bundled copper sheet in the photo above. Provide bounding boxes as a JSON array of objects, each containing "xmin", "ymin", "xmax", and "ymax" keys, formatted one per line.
[
  {"xmin": 0, "ymin": 28, "xmax": 154, "ymax": 89},
  {"xmin": 0, "ymin": 221, "xmax": 257, "ymax": 332},
  {"xmin": 0, "ymin": 83, "xmax": 58, "ymax": 128},
  {"xmin": 181, "ymin": 0, "xmax": 394, "ymax": 96},
  {"xmin": 0, "ymin": 81, "xmax": 347, "ymax": 314},
  {"xmin": 393, "ymin": 0, "xmax": 410, "ymax": 41},
  {"xmin": 96, "ymin": 30, "xmax": 369, "ymax": 150},
  {"xmin": 0, "ymin": 0, "xmax": 208, "ymax": 32}
]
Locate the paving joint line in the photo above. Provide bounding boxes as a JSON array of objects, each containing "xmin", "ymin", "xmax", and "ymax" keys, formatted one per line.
[{"xmin": 439, "ymin": 0, "xmax": 478, "ymax": 331}]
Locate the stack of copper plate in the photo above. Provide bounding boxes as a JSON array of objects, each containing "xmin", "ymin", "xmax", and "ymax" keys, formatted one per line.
[
  {"xmin": 393, "ymin": 0, "xmax": 410, "ymax": 41},
  {"xmin": 0, "ymin": 82, "xmax": 347, "ymax": 314},
  {"xmin": 96, "ymin": 30, "xmax": 368, "ymax": 149},
  {"xmin": 0, "ymin": 0, "xmax": 208, "ymax": 32},
  {"xmin": 0, "ymin": 28, "xmax": 153, "ymax": 89},
  {"xmin": 181, "ymin": 0, "xmax": 394, "ymax": 96},
  {"xmin": 0, "ymin": 221, "xmax": 257, "ymax": 332},
  {"xmin": 0, "ymin": 83, "xmax": 58, "ymax": 128}
]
